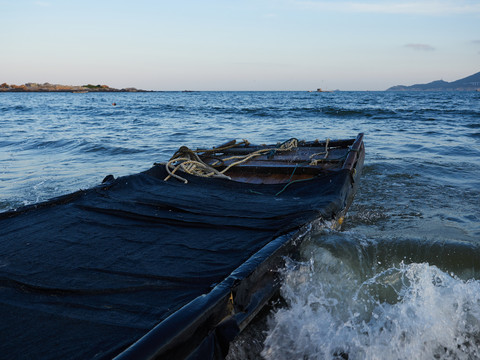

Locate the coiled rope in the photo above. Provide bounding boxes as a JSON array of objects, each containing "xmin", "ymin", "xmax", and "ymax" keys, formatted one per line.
[{"xmin": 164, "ymin": 138, "xmax": 298, "ymax": 184}]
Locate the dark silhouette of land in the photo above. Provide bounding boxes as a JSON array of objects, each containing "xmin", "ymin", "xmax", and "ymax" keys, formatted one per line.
[
  {"xmin": 387, "ymin": 71, "xmax": 480, "ymax": 91},
  {"xmin": 0, "ymin": 82, "xmax": 147, "ymax": 92}
]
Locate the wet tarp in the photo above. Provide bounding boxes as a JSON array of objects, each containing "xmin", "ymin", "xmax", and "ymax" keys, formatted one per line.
[{"xmin": 0, "ymin": 165, "xmax": 356, "ymax": 359}]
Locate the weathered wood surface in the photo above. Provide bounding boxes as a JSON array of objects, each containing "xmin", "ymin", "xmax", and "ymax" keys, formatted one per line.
[{"xmin": 196, "ymin": 134, "xmax": 365, "ymax": 184}]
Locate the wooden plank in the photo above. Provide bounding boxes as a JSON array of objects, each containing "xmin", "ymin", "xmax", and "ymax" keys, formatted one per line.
[
  {"xmin": 202, "ymin": 148, "xmax": 348, "ymax": 164},
  {"xmin": 342, "ymin": 133, "xmax": 364, "ymax": 171},
  {"xmin": 215, "ymin": 140, "xmax": 354, "ymax": 155},
  {"xmin": 223, "ymin": 164, "xmax": 333, "ymax": 176},
  {"xmin": 228, "ymin": 172, "xmax": 316, "ymax": 184}
]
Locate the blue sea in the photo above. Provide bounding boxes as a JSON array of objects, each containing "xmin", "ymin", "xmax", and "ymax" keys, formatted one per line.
[{"xmin": 1, "ymin": 91, "xmax": 480, "ymax": 359}]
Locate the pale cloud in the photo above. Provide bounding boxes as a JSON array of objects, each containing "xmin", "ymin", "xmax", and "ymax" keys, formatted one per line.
[
  {"xmin": 405, "ymin": 43, "xmax": 435, "ymax": 51},
  {"xmin": 290, "ymin": 0, "xmax": 480, "ymax": 15}
]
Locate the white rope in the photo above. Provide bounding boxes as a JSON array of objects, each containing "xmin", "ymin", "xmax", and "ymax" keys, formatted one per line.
[{"xmin": 164, "ymin": 139, "xmax": 299, "ymax": 183}]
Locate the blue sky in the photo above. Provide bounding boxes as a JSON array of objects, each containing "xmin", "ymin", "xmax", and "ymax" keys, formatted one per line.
[{"xmin": 2, "ymin": 0, "xmax": 479, "ymax": 90}]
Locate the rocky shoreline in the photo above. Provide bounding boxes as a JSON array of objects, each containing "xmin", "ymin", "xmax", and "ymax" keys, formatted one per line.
[{"xmin": 0, "ymin": 83, "xmax": 148, "ymax": 93}]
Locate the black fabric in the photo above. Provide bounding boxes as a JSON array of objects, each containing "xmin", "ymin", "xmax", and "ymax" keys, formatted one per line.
[{"xmin": 0, "ymin": 165, "xmax": 352, "ymax": 359}]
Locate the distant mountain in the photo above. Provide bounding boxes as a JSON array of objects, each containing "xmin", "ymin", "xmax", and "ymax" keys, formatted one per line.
[{"xmin": 387, "ymin": 71, "xmax": 480, "ymax": 91}]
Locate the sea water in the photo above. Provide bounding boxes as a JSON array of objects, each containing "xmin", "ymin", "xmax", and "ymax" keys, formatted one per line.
[{"xmin": 1, "ymin": 91, "xmax": 479, "ymax": 359}]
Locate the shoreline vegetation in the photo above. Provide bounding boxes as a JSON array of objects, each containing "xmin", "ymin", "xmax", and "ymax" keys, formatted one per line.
[{"xmin": 0, "ymin": 83, "xmax": 148, "ymax": 93}]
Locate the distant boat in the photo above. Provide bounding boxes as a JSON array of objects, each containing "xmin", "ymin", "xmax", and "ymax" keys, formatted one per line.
[{"xmin": 308, "ymin": 88, "xmax": 332, "ymax": 93}]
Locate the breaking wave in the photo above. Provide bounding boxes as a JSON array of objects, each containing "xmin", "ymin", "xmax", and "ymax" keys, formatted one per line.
[{"xmin": 261, "ymin": 235, "xmax": 480, "ymax": 360}]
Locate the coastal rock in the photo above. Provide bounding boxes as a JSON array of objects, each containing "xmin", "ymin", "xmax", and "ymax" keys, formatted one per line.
[{"xmin": 0, "ymin": 82, "xmax": 147, "ymax": 92}]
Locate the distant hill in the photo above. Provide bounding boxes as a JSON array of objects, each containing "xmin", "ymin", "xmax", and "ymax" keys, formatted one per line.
[
  {"xmin": 0, "ymin": 82, "xmax": 147, "ymax": 93},
  {"xmin": 387, "ymin": 71, "xmax": 480, "ymax": 91}
]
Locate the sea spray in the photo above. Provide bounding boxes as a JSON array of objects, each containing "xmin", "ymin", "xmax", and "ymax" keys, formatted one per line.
[{"xmin": 262, "ymin": 237, "xmax": 480, "ymax": 360}]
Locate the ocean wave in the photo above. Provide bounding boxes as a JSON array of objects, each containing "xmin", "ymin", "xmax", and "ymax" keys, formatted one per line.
[
  {"xmin": 17, "ymin": 138, "xmax": 145, "ymax": 157},
  {"xmin": 200, "ymin": 105, "xmax": 400, "ymax": 120},
  {"xmin": 0, "ymin": 104, "xmax": 32, "ymax": 113},
  {"xmin": 465, "ymin": 123, "xmax": 480, "ymax": 129},
  {"xmin": 470, "ymin": 132, "xmax": 480, "ymax": 139},
  {"xmin": 80, "ymin": 142, "xmax": 145, "ymax": 155},
  {"xmin": 22, "ymin": 138, "xmax": 80, "ymax": 150},
  {"xmin": 261, "ymin": 234, "xmax": 480, "ymax": 360}
]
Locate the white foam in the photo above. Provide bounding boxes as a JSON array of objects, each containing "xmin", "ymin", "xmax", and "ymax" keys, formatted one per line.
[{"xmin": 262, "ymin": 247, "xmax": 480, "ymax": 360}]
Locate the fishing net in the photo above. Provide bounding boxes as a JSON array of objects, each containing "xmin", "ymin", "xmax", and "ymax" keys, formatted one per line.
[{"xmin": 0, "ymin": 164, "xmax": 354, "ymax": 359}]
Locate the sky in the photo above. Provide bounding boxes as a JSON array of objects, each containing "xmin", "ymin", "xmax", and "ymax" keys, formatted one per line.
[{"xmin": 1, "ymin": 0, "xmax": 479, "ymax": 90}]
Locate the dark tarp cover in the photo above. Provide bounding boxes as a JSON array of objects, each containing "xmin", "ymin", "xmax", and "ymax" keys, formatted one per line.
[{"xmin": 0, "ymin": 165, "xmax": 354, "ymax": 359}]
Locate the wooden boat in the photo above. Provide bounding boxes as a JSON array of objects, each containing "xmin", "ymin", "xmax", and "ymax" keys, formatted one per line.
[
  {"xmin": 0, "ymin": 134, "xmax": 364, "ymax": 360},
  {"xmin": 163, "ymin": 135, "xmax": 362, "ymax": 186}
]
